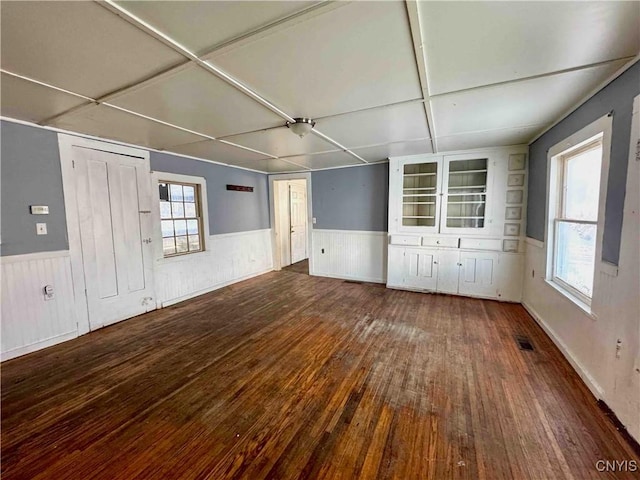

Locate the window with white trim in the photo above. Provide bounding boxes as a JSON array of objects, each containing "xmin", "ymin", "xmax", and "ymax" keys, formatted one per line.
[
  {"xmin": 159, "ymin": 181, "xmax": 204, "ymax": 257},
  {"xmin": 551, "ymin": 135, "xmax": 603, "ymax": 303}
]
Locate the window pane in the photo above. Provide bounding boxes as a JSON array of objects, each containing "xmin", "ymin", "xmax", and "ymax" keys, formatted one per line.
[
  {"xmin": 171, "ymin": 202, "xmax": 184, "ymax": 219},
  {"xmin": 162, "ymin": 237, "xmax": 176, "ymax": 255},
  {"xmin": 183, "ymin": 185, "xmax": 195, "ymax": 203},
  {"xmin": 187, "ymin": 219, "xmax": 199, "ymax": 235},
  {"xmin": 170, "ymin": 184, "xmax": 183, "ymax": 202},
  {"xmin": 188, "ymin": 234, "xmax": 201, "ymax": 252},
  {"xmin": 174, "ymin": 219, "xmax": 187, "ymax": 236},
  {"xmin": 564, "ymin": 145, "xmax": 602, "ymax": 221},
  {"xmin": 184, "ymin": 202, "xmax": 196, "ymax": 218},
  {"xmin": 555, "ymin": 221, "xmax": 596, "ymax": 298},
  {"xmin": 161, "ymin": 220, "xmax": 174, "ymax": 238},
  {"xmin": 160, "ymin": 201, "xmax": 172, "ymax": 219},
  {"xmin": 176, "ymin": 235, "xmax": 188, "ymax": 253}
]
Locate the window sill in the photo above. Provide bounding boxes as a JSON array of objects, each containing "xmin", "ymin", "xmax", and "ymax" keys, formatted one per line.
[
  {"xmin": 544, "ymin": 279, "xmax": 597, "ymax": 320},
  {"xmin": 157, "ymin": 250, "xmax": 209, "ymax": 264}
]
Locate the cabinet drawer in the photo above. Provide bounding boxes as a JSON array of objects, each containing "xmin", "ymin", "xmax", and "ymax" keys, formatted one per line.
[
  {"xmin": 422, "ymin": 236, "xmax": 459, "ymax": 248},
  {"xmin": 390, "ymin": 235, "xmax": 421, "ymax": 246},
  {"xmin": 459, "ymin": 238, "xmax": 502, "ymax": 251}
]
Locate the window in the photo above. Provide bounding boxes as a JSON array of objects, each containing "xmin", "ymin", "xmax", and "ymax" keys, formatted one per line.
[
  {"xmin": 159, "ymin": 181, "xmax": 204, "ymax": 257},
  {"xmin": 402, "ymin": 161, "xmax": 438, "ymax": 227},
  {"xmin": 551, "ymin": 136, "xmax": 603, "ymax": 303}
]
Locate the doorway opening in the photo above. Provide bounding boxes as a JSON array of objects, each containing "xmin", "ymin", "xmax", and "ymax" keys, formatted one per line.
[{"xmin": 272, "ymin": 178, "xmax": 310, "ymax": 274}]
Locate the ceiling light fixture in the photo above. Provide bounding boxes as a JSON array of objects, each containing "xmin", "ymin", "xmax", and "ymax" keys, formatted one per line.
[{"xmin": 286, "ymin": 118, "xmax": 316, "ymax": 138}]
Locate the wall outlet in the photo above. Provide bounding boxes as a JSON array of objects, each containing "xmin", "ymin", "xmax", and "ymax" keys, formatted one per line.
[
  {"xmin": 312, "ymin": 217, "xmax": 317, "ymax": 225},
  {"xmin": 616, "ymin": 339, "xmax": 622, "ymax": 358},
  {"xmin": 36, "ymin": 223, "xmax": 48, "ymax": 235},
  {"xmin": 43, "ymin": 285, "xmax": 54, "ymax": 300}
]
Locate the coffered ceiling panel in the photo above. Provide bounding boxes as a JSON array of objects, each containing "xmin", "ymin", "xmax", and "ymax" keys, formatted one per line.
[
  {"xmin": 226, "ymin": 158, "xmax": 310, "ymax": 173},
  {"xmin": 0, "ymin": 1, "xmax": 184, "ymax": 99},
  {"xmin": 208, "ymin": 1, "xmax": 421, "ymax": 119},
  {"xmin": 114, "ymin": 1, "xmax": 320, "ymax": 55},
  {"xmin": 315, "ymin": 102, "xmax": 430, "ymax": 149},
  {"xmin": 49, "ymin": 105, "xmax": 203, "ymax": 150},
  {"xmin": 108, "ymin": 65, "xmax": 284, "ymax": 138},
  {"xmin": 436, "ymin": 125, "xmax": 543, "ymax": 153},
  {"xmin": 222, "ymin": 127, "xmax": 337, "ymax": 158},
  {"xmin": 166, "ymin": 139, "xmax": 272, "ymax": 165},
  {"xmin": 431, "ymin": 60, "xmax": 628, "ymax": 139},
  {"xmin": 281, "ymin": 151, "xmax": 362, "ymax": 170},
  {"xmin": 420, "ymin": 1, "xmax": 640, "ymax": 95},
  {"xmin": 1, "ymin": 73, "xmax": 88, "ymax": 124},
  {"xmin": 351, "ymin": 139, "xmax": 433, "ymax": 163}
]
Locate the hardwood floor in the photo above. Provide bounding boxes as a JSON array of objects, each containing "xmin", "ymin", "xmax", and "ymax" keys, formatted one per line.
[
  {"xmin": 283, "ymin": 259, "xmax": 309, "ymax": 275},
  {"xmin": 2, "ymin": 270, "xmax": 638, "ymax": 479}
]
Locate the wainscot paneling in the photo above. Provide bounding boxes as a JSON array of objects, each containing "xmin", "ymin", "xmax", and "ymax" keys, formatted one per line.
[
  {"xmin": 155, "ymin": 229, "xmax": 274, "ymax": 307},
  {"xmin": 1, "ymin": 251, "xmax": 78, "ymax": 361},
  {"xmin": 311, "ymin": 230, "xmax": 387, "ymax": 283}
]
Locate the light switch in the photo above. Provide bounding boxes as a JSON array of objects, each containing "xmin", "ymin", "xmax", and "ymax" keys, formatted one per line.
[{"xmin": 36, "ymin": 223, "xmax": 47, "ymax": 235}]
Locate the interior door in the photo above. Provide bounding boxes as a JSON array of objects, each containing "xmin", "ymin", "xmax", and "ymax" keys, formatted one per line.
[
  {"xmin": 73, "ymin": 146, "xmax": 155, "ymax": 330},
  {"xmin": 289, "ymin": 182, "xmax": 307, "ymax": 264}
]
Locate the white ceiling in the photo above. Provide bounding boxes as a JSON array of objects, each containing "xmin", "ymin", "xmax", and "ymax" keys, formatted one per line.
[{"xmin": 1, "ymin": 1, "xmax": 638, "ymax": 173}]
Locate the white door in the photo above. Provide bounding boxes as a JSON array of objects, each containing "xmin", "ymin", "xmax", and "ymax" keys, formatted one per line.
[
  {"xmin": 73, "ymin": 146, "xmax": 156, "ymax": 330},
  {"xmin": 458, "ymin": 251, "xmax": 499, "ymax": 298},
  {"xmin": 436, "ymin": 250, "xmax": 460, "ymax": 294},
  {"xmin": 289, "ymin": 182, "xmax": 307, "ymax": 264},
  {"xmin": 403, "ymin": 248, "xmax": 438, "ymax": 291}
]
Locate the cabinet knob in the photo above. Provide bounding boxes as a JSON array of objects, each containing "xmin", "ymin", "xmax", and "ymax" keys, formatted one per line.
[{"xmin": 433, "ymin": 261, "xmax": 438, "ymax": 265}]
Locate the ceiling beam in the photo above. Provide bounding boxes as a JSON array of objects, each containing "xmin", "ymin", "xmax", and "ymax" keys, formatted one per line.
[{"xmin": 405, "ymin": 1, "xmax": 438, "ymax": 153}]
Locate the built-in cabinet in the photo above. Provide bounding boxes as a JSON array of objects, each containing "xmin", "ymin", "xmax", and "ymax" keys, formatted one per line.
[{"xmin": 387, "ymin": 147, "xmax": 528, "ymax": 302}]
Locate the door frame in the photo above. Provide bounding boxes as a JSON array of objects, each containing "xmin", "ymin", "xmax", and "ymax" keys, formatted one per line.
[
  {"xmin": 268, "ymin": 173, "xmax": 313, "ymax": 272},
  {"xmin": 58, "ymin": 134, "xmax": 154, "ymax": 335}
]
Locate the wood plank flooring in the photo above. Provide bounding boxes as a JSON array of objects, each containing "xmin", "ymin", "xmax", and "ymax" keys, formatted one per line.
[{"xmin": 2, "ymin": 270, "xmax": 638, "ymax": 479}]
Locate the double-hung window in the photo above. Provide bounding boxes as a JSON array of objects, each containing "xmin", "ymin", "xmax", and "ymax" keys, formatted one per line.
[
  {"xmin": 551, "ymin": 136, "xmax": 603, "ymax": 304},
  {"xmin": 159, "ymin": 181, "xmax": 204, "ymax": 257}
]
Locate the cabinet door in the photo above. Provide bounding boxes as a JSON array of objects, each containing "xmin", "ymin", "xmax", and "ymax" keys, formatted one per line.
[
  {"xmin": 389, "ymin": 157, "xmax": 443, "ymax": 234},
  {"xmin": 440, "ymin": 153, "xmax": 492, "ymax": 235},
  {"xmin": 403, "ymin": 248, "xmax": 438, "ymax": 291},
  {"xmin": 458, "ymin": 251, "xmax": 499, "ymax": 298},
  {"xmin": 435, "ymin": 250, "xmax": 460, "ymax": 294}
]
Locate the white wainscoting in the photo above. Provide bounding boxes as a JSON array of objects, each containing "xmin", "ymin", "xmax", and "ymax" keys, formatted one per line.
[
  {"xmin": 1, "ymin": 251, "xmax": 78, "ymax": 361},
  {"xmin": 155, "ymin": 229, "xmax": 274, "ymax": 307},
  {"xmin": 311, "ymin": 229, "xmax": 387, "ymax": 283}
]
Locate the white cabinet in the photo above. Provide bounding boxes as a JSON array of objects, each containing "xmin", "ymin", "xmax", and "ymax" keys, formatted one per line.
[
  {"xmin": 387, "ymin": 146, "xmax": 528, "ymax": 303},
  {"xmin": 388, "ymin": 246, "xmax": 506, "ymax": 298}
]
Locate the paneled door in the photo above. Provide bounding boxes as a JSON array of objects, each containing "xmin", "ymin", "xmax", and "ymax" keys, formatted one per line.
[
  {"xmin": 72, "ymin": 146, "xmax": 156, "ymax": 330},
  {"xmin": 289, "ymin": 182, "xmax": 307, "ymax": 264},
  {"xmin": 458, "ymin": 251, "xmax": 499, "ymax": 298},
  {"xmin": 403, "ymin": 248, "xmax": 438, "ymax": 291}
]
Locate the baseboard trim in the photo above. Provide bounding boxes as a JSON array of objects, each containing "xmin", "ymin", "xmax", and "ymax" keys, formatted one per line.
[
  {"xmin": 521, "ymin": 300, "xmax": 604, "ymax": 399},
  {"xmin": 1, "ymin": 330, "xmax": 77, "ymax": 362},
  {"xmin": 160, "ymin": 267, "xmax": 274, "ymax": 307},
  {"xmin": 311, "ymin": 272, "xmax": 385, "ymax": 284}
]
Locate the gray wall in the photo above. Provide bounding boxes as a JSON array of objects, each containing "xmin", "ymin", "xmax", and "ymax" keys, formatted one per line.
[
  {"xmin": 151, "ymin": 152, "xmax": 270, "ymax": 235},
  {"xmin": 527, "ymin": 61, "xmax": 640, "ymax": 264},
  {"xmin": 1, "ymin": 121, "xmax": 68, "ymax": 256},
  {"xmin": 0, "ymin": 121, "xmax": 270, "ymax": 257},
  {"xmin": 312, "ymin": 163, "xmax": 388, "ymax": 231}
]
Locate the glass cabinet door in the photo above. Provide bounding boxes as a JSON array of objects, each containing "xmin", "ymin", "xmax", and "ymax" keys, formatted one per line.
[
  {"xmin": 402, "ymin": 162, "xmax": 438, "ymax": 228},
  {"xmin": 444, "ymin": 157, "xmax": 488, "ymax": 229}
]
